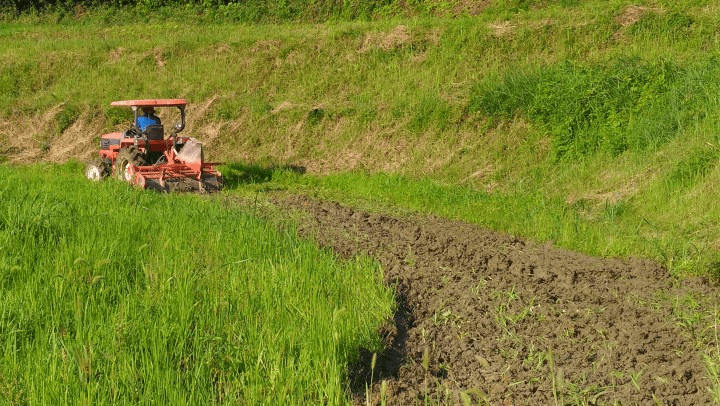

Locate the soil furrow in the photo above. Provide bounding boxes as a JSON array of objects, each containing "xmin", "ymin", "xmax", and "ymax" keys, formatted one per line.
[{"xmin": 279, "ymin": 195, "xmax": 718, "ymax": 405}]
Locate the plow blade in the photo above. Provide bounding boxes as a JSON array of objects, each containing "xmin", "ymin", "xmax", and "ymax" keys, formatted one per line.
[{"xmin": 129, "ymin": 163, "xmax": 223, "ymax": 193}]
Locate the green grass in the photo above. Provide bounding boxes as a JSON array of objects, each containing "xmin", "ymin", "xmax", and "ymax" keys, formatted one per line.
[
  {"xmin": 0, "ymin": 162, "xmax": 394, "ymax": 404},
  {"xmin": 469, "ymin": 57, "xmax": 712, "ymax": 159}
]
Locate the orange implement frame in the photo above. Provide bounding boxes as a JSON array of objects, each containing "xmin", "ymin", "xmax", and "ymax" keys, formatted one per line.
[
  {"xmin": 129, "ymin": 162, "xmax": 223, "ymax": 192},
  {"xmin": 123, "ymin": 137, "xmax": 223, "ymax": 192}
]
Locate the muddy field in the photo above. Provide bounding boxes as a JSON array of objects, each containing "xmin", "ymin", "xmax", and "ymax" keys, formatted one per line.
[{"xmin": 278, "ymin": 195, "xmax": 720, "ymax": 405}]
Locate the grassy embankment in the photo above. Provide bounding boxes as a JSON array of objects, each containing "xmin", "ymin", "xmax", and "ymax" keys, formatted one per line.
[
  {"xmin": 0, "ymin": 163, "xmax": 393, "ymax": 404},
  {"xmin": 3, "ymin": 1, "xmax": 720, "ymax": 276}
]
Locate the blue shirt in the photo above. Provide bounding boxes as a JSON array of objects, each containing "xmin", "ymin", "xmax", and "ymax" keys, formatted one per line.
[{"xmin": 136, "ymin": 114, "xmax": 161, "ymax": 131}]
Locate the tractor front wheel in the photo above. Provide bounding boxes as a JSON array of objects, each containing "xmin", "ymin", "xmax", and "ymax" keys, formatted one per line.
[
  {"xmin": 85, "ymin": 158, "xmax": 109, "ymax": 181},
  {"xmin": 115, "ymin": 147, "xmax": 146, "ymax": 182}
]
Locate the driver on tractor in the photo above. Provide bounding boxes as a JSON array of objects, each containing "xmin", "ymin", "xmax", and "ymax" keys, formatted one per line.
[{"xmin": 136, "ymin": 107, "xmax": 161, "ymax": 131}]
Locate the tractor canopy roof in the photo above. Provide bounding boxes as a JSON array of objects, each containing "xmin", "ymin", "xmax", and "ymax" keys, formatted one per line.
[{"xmin": 111, "ymin": 99, "xmax": 187, "ymax": 108}]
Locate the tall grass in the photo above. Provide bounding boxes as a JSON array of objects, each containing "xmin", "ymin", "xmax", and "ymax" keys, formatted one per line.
[
  {"xmin": 0, "ymin": 162, "xmax": 394, "ymax": 404},
  {"xmin": 469, "ymin": 56, "xmax": 720, "ymax": 160}
]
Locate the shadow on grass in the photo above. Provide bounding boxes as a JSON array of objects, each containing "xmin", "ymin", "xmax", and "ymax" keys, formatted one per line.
[
  {"xmin": 221, "ymin": 162, "xmax": 306, "ymax": 190},
  {"xmin": 347, "ymin": 283, "xmax": 413, "ymax": 400}
]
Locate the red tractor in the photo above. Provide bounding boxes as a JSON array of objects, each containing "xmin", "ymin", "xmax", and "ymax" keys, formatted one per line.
[{"xmin": 85, "ymin": 99, "xmax": 223, "ymax": 192}]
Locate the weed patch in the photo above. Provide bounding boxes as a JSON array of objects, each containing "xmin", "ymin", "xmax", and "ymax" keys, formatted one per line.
[{"xmin": 468, "ymin": 56, "xmax": 716, "ymax": 160}]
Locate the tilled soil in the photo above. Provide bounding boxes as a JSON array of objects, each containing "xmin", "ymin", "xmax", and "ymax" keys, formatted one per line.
[{"xmin": 278, "ymin": 195, "xmax": 720, "ymax": 405}]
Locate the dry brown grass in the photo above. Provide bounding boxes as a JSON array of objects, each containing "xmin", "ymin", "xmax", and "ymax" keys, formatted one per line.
[
  {"xmin": 488, "ymin": 21, "xmax": 516, "ymax": 37},
  {"xmin": 0, "ymin": 105, "xmax": 103, "ymax": 164},
  {"xmin": 108, "ymin": 47, "xmax": 125, "ymax": 63},
  {"xmin": 45, "ymin": 110, "xmax": 103, "ymax": 163},
  {"xmin": 2, "ymin": 104, "xmax": 63, "ymax": 163},
  {"xmin": 565, "ymin": 167, "xmax": 657, "ymax": 210},
  {"xmin": 359, "ymin": 25, "xmax": 411, "ymax": 53},
  {"xmin": 615, "ymin": 5, "xmax": 662, "ymax": 28},
  {"xmin": 153, "ymin": 47, "xmax": 166, "ymax": 69},
  {"xmin": 613, "ymin": 5, "xmax": 664, "ymax": 39}
]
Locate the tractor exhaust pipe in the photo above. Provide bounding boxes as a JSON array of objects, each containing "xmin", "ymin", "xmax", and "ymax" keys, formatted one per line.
[{"xmin": 172, "ymin": 105, "xmax": 186, "ymax": 152}]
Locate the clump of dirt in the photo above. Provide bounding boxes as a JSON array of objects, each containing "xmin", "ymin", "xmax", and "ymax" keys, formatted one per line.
[{"xmin": 278, "ymin": 195, "xmax": 719, "ymax": 405}]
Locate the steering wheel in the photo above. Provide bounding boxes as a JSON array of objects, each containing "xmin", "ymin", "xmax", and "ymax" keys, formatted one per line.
[{"xmin": 124, "ymin": 127, "xmax": 141, "ymax": 138}]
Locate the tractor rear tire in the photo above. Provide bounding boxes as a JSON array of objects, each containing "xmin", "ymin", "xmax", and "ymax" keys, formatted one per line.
[
  {"xmin": 115, "ymin": 147, "xmax": 146, "ymax": 182},
  {"xmin": 85, "ymin": 158, "xmax": 109, "ymax": 181}
]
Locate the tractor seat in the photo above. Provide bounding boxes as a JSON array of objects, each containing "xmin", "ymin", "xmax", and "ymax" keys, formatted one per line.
[{"xmin": 142, "ymin": 124, "xmax": 165, "ymax": 141}]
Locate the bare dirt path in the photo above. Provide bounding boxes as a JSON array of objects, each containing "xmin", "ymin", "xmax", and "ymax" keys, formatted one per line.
[{"xmin": 277, "ymin": 195, "xmax": 719, "ymax": 405}]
